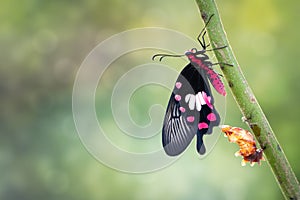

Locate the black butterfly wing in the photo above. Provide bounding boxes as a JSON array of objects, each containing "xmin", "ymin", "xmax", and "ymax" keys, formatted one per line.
[{"xmin": 162, "ymin": 63, "xmax": 220, "ymax": 156}]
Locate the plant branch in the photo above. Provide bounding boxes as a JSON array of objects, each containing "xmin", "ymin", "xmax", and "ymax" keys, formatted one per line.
[{"xmin": 194, "ymin": 0, "xmax": 300, "ymax": 199}]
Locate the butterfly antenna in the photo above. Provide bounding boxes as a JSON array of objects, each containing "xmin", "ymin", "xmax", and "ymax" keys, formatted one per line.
[{"xmin": 152, "ymin": 54, "xmax": 185, "ymax": 62}]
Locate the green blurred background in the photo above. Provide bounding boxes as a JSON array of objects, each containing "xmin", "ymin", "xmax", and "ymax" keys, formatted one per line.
[{"xmin": 1, "ymin": 0, "xmax": 300, "ymax": 199}]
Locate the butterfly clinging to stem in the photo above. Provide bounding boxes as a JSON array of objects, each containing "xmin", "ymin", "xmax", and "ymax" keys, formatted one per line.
[{"xmin": 152, "ymin": 14, "xmax": 232, "ymax": 156}]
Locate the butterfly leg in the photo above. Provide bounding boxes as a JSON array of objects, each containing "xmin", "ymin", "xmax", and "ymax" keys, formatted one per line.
[
  {"xmin": 216, "ymin": 73, "xmax": 224, "ymax": 77},
  {"xmin": 211, "ymin": 62, "xmax": 233, "ymax": 67},
  {"xmin": 197, "ymin": 14, "xmax": 215, "ymax": 49},
  {"xmin": 198, "ymin": 31, "xmax": 211, "ymax": 49},
  {"xmin": 205, "ymin": 46, "xmax": 227, "ymax": 52}
]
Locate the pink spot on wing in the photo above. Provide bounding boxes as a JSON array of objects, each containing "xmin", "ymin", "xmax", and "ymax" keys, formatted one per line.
[
  {"xmin": 198, "ymin": 122, "xmax": 208, "ymax": 130},
  {"xmin": 175, "ymin": 82, "xmax": 182, "ymax": 89},
  {"xmin": 174, "ymin": 94, "xmax": 181, "ymax": 101},
  {"xmin": 202, "ymin": 92, "xmax": 213, "ymax": 109},
  {"xmin": 179, "ymin": 107, "xmax": 185, "ymax": 113},
  {"xmin": 207, "ymin": 113, "xmax": 216, "ymax": 121},
  {"xmin": 187, "ymin": 116, "xmax": 194, "ymax": 122}
]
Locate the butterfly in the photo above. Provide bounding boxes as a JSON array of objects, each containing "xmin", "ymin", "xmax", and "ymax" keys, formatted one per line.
[{"xmin": 153, "ymin": 14, "xmax": 231, "ymax": 156}]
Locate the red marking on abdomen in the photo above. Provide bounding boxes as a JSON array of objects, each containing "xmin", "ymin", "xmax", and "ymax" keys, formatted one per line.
[
  {"xmin": 206, "ymin": 69, "xmax": 226, "ymax": 96},
  {"xmin": 187, "ymin": 54, "xmax": 226, "ymax": 96}
]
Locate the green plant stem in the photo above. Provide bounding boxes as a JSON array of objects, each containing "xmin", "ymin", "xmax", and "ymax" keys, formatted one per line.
[{"xmin": 194, "ymin": 0, "xmax": 300, "ymax": 199}]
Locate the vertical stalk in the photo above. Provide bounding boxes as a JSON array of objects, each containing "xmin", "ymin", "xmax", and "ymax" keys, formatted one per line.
[{"xmin": 194, "ymin": 0, "xmax": 300, "ymax": 199}]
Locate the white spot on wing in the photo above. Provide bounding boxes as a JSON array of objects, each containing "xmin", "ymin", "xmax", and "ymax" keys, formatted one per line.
[
  {"xmin": 185, "ymin": 94, "xmax": 191, "ymax": 103},
  {"xmin": 199, "ymin": 92, "xmax": 206, "ymax": 104},
  {"xmin": 189, "ymin": 95, "xmax": 195, "ymax": 110},
  {"xmin": 185, "ymin": 92, "xmax": 210, "ymax": 111},
  {"xmin": 195, "ymin": 93, "xmax": 202, "ymax": 111}
]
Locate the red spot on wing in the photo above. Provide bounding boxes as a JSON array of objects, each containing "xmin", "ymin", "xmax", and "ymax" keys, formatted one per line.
[
  {"xmin": 187, "ymin": 116, "xmax": 195, "ymax": 122},
  {"xmin": 175, "ymin": 82, "xmax": 182, "ymax": 89},
  {"xmin": 202, "ymin": 91, "xmax": 213, "ymax": 109},
  {"xmin": 198, "ymin": 122, "xmax": 208, "ymax": 130},
  {"xmin": 174, "ymin": 94, "xmax": 181, "ymax": 101},
  {"xmin": 179, "ymin": 107, "xmax": 186, "ymax": 113},
  {"xmin": 207, "ymin": 113, "xmax": 216, "ymax": 121}
]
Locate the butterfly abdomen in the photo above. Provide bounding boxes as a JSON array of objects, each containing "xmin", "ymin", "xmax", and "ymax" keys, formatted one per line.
[{"xmin": 206, "ymin": 69, "xmax": 226, "ymax": 96}]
